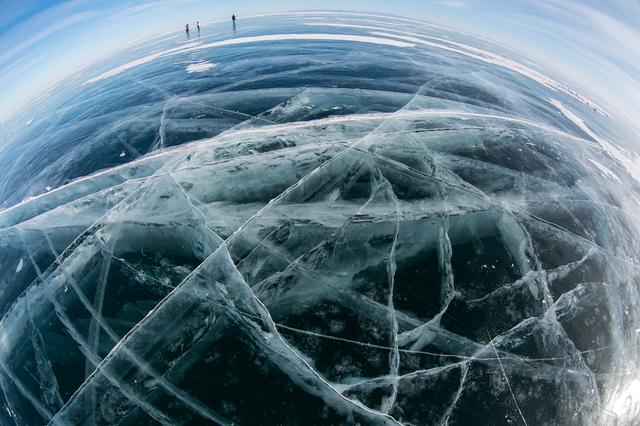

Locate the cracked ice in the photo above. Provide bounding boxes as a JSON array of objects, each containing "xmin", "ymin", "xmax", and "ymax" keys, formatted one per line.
[{"xmin": 0, "ymin": 12, "xmax": 639, "ymax": 426}]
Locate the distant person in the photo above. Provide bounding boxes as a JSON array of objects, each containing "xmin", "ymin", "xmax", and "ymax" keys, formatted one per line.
[
  {"xmin": 185, "ymin": 23, "xmax": 190, "ymax": 38},
  {"xmin": 197, "ymin": 21, "xmax": 200, "ymax": 32},
  {"xmin": 232, "ymin": 14, "xmax": 236, "ymax": 22}
]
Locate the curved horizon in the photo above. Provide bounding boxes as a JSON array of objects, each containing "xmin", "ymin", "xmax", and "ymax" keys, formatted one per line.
[{"xmin": 1, "ymin": 2, "xmax": 640, "ymax": 135}]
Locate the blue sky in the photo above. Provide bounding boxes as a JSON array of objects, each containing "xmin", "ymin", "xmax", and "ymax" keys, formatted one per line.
[{"xmin": 1, "ymin": 0, "xmax": 639, "ymax": 129}]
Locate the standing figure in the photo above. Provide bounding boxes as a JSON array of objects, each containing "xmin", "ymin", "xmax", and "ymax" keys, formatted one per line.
[
  {"xmin": 185, "ymin": 23, "xmax": 190, "ymax": 35},
  {"xmin": 197, "ymin": 21, "xmax": 200, "ymax": 32},
  {"xmin": 232, "ymin": 14, "xmax": 236, "ymax": 22}
]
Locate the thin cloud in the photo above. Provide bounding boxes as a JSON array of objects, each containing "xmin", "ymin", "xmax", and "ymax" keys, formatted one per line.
[
  {"xmin": 436, "ymin": 0, "xmax": 471, "ymax": 9},
  {"xmin": 0, "ymin": 11, "xmax": 99, "ymax": 68}
]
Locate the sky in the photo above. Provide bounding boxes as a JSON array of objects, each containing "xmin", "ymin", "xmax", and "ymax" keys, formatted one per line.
[{"xmin": 1, "ymin": 0, "xmax": 639, "ymax": 130}]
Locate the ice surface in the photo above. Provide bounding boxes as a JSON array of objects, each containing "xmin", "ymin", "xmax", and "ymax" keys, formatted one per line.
[{"xmin": 0, "ymin": 12, "xmax": 639, "ymax": 426}]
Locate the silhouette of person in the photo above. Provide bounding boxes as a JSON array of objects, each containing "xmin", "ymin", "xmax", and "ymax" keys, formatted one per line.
[
  {"xmin": 232, "ymin": 14, "xmax": 236, "ymax": 22},
  {"xmin": 185, "ymin": 23, "xmax": 190, "ymax": 35},
  {"xmin": 197, "ymin": 21, "xmax": 200, "ymax": 32}
]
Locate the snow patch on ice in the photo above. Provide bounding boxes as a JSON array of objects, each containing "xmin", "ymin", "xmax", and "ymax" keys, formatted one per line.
[
  {"xmin": 15, "ymin": 258, "xmax": 23, "ymax": 273},
  {"xmin": 180, "ymin": 33, "xmax": 415, "ymax": 53},
  {"xmin": 186, "ymin": 61, "xmax": 217, "ymax": 73}
]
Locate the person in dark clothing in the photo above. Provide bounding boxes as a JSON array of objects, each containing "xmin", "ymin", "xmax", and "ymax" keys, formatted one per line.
[{"xmin": 232, "ymin": 14, "xmax": 236, "ymax": 22}]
